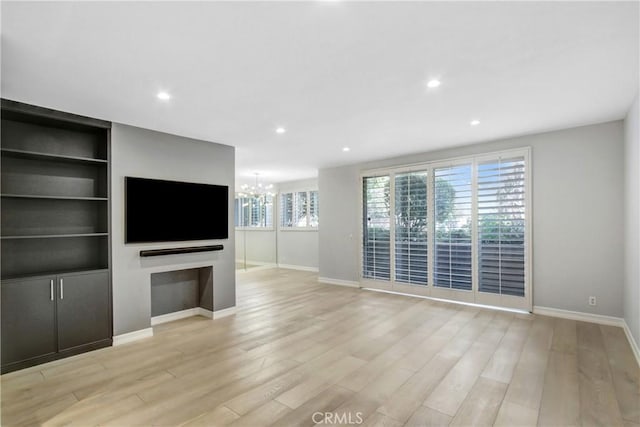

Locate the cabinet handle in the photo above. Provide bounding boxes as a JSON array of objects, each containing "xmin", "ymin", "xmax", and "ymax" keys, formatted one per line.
[
  {"xmin": 50, "ymin": 279, "xmax": 54, "ymax": 301},
  {"xmin": 60, "ymin": 279, "xmax": 64, "ymax": 300}
]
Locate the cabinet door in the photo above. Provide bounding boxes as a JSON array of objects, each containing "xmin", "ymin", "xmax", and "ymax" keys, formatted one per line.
[
  {"xmin": 1, "ymin": 277, "xmax": 57, "ymax": 366},
  {"xmin": 57, "ymin": 271, "xmax": 110, "ymax": 351}
]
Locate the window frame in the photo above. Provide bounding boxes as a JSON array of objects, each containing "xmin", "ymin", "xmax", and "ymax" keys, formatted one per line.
[
  {"xmin": 234, "ymin": 194, "xmax": 275, "ymax": 231},
  {"xmin": 279, "ymin": 189, "xmax": 319, "ymax": 231},
  {"xmin": 359, "ymin": 147, "xmax": 532, "ymax": 311}
]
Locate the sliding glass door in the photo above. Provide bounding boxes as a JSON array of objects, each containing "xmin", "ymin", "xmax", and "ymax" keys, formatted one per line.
[
  {"xmin": 362, "ymin": 176, "xmax": 391, "ymax": 282},
  {"xmin": 360, "ymin": 148, "xmax": 531, "ymax": 311},
  {"xmin": 395, "ymin": 171, "xmax": 428, "ymax": 286},
  {"xmin": 475, "ymin": 155, "xmax": 529, "ymax": 310},
  {"xmin": 431, "ymin": 162, "xmax": 474, "ymax": 302}
]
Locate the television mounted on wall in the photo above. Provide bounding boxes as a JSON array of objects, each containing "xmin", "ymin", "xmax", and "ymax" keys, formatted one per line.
[{"xmin": 125, "ymin": 177, "xmax": 228, "ymax": 243}]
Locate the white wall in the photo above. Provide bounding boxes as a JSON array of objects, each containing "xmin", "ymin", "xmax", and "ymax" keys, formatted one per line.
[
  {"xmin": 277, "ymin": 178, "xmax": 319, "ymax": 270},
  {"xmin": 319, "ymin": 121, "xmax": 625, "ymax": 316},
  {"xmin": 624, "ymin": 94, "xmax": 640, "ymax": 346},
  {"xmin": 233, "ymin": 178, "xmax": 319, "ymax": 270},
  {"xmin": 235, "ymin": 229, "xmax": 277, "ymax": 265},
  {"xmin": 111, "ymin": 124, "xmax": 235, "ymax": 335},
  {"xmin": 277, "ymin": 231, "xmax": 319, "ymax": 269}
]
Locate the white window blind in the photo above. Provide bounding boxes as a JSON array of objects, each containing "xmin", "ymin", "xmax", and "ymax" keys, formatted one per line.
[
  {"xmin": 264, "ymin": 200, "xmax": 273, "ymax": 228},
  {"xmin": 295, "ymin": 191, "xmax": 307, "ymax": 227},
  {"xmin": 363, "ymin": 176, "xmax": 391, "ymax": 280},
  {"xmin": 360, "ymin": 148, "xmax": 529, "ymax": 310},
  {"xmin": 235, "ymin": 195, "xmax": 273, "ymax": 228},
  {"xmin": 394, "ymin": 171, "xmax": 428, "ymax": 285},
  {"xmin": 249, "ymin": 197, "xmax": 261, "ymax": 227},
  {"xmin": 309, "ymin": 191, "xmax": 319, "ymax": 228},
  {"xmin": 234, "ymin": 198, "xmax": 245, "ymax": 227},
  {"xmin": 281, "ymin": 193, "xmax": 294, "ymax": 227},
  {"xmin": 433, "ymin": 164, "xmax": 472, "ymax": 291},
  {"xmin": 477, "ymin": 157, "xmax": 526, "ymax": 296},
  {"xmin": 280, "ymin": 190, "xmax": 319, "ymax": 228}
]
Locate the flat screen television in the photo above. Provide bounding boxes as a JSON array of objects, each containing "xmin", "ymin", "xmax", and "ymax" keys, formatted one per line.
[{"xmin": 125, "ymin": 177, "xmax": 228, "ymax": 243}]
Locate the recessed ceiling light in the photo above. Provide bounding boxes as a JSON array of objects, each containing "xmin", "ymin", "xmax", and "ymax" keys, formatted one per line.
[
  {"xmin": 276, "ymin": 127, "xmax": 286, "ymax": 134},
  {"xmin": 342, "ymin": 147, "xmax": 350, "ymax": 152},
  {"xmin": 426, "ymin": 79, "xmax": 441, "ymax": 88},
  {"xmin": 157, "ymin": 91, "xmax": 171, "ymax": 100},
  {"xmin": 470, "ymin": 120, "xmax": 481, "ymax": 126}
]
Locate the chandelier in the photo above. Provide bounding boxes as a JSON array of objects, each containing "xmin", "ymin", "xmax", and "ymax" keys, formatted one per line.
[{"xmin": 238, "ymin": 173, "xmax": 275, "ymax": 202}]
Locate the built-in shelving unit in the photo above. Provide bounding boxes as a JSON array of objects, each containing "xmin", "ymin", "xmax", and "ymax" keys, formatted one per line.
[
  {"xmin": 2, "ymin": 194, "xmax": 109, "ymax": 200},
  {"xmin": 1, "ymin": 147, "xmax": 109, "ymax": 164},
  {"xmin": 1, "ymin": 99, "xmax": 113, "ymax": 373}
]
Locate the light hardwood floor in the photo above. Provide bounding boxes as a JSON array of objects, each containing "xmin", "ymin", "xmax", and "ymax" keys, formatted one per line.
[{"xmin": 2, "ymin": 268, "xmax": 639, "ymax": 426}]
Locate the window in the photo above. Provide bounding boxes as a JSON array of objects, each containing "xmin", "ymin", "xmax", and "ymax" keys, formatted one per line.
[
  {"xmin": 360, "ymin": 148, "xmax": 530, "ymax": 310},
  {"xmin": 309, "ymin": 190, "xmax": 319, "ymax": 227},
  {"xmin": 477, "ymin": 156, "xmax": 526, "ymax": 297},
  {"xmin": 363, "ymin": 176, "xmax": 390, "ymax": 280},
  {"xmin": 280, "ymin": 190, "xmax": 319, "ymax": 228},
  {"xmin": 235, "ymin": 195, "xmax": 273, "ymax": 228},
  {"xmin": 433, "ymin": 164, "xmax": 472, "ymax": 291},
  {"xmin": 395, "ymin": 171, "xmax": 428, "ymax": 285}
]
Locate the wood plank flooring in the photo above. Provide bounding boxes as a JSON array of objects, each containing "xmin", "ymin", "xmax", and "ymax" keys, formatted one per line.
[{"xmin": 1, "ymin": 268, "xmax": 638, "ymax": 426}]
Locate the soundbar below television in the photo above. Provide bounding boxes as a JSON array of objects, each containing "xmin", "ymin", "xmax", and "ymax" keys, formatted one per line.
[{"xmin": 125, "ymin": 177, "xmax": 228, "ymax": 243}]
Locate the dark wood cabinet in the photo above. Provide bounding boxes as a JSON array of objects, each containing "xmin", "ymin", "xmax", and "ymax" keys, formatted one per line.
[
  {"xmin": 57, "ymin": 271, "xmax": 110, "ymax": 351},
  {"xmin": 1, "ymin": 276, "xmax": 57, "ymax": 366},
  {"xmin": 1, "ymin": 270, "xmax": 111, "ymax": 372},
  {"xmin": 1, "ymin": 100, "xmax": 112, "ymax": 373}
]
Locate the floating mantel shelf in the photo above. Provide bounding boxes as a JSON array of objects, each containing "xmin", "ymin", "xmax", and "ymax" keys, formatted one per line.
[{"xmin": 139, "ymin": 245, "xmax": 224, "ymax": 257}]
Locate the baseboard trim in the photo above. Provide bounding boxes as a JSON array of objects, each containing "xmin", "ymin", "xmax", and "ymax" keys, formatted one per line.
[
  {"xmin": 236, "ymin": 259, "xmax": 277, "ymax": 267},
  {"xmin": 151, "ymin": 308, "xmax": 200, "ymax": 326},
  {"xmin": 533, "ymin": 306, "xmax": 625, "ymax": 327},
  {"xmin": 623, "ymin": 320, "xmax": 640, "ymax": 367},
  {"xmin": 278, "ymin": 264, "xmax": 319, "ymax": 272},
  {"xmin": 318, "ymin": 277, "xmax": 360, "ymax": 288},
  {"xmin": 197, "ymin": 307, "xmax": 214, "ymax": 319},
  {"xmin": 365, "ymin": 287, "xmax": 529, "ymax": 315},
  {"xmin": 113, "ymin": 328, "xmax": 153, "ymax": 346},
  {"xmin": 213, "ymin": 306, "xmax": 236, "ymax": 319}
]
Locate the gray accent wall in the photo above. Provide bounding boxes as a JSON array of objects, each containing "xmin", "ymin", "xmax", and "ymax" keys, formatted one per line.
[
  {"xmin": 624, "ymin": 94, "xmax": 639, "ymax": 346},
  {"xmin": 111, "ymin": 124, "xmax": 235, "ymax": 336},
  {"xmin": 319, "ymin": 121, "xmax": 625, "ymax": 317}
]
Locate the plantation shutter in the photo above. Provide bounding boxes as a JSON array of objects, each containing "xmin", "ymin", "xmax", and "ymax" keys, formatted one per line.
[
  {"xmin": 263, "ymin": 196, "xmax": 273, "ymax": 228},
  {"xmin": 234, "ymin": 198, "xmax": 242, "ymax": 227},
  {"xmin": 249, "ymin": 197, "xmax": 261, "ymax": 227},
  {"xmin": 433, "ymin": 164, "xmax": 473, "ymax": 290},
  {"xmin": 280, "ymin": 193, "xmax": 294, "ymax": 227},
  {"xmin": 477, "ymin": 157, "xmax": 526, "ymax": 296},
  {"xmin": 243, "ymin": 199, "xmax": 250, "ymax": 227},
  {"xmin": 363, "ymin": 176, "xmax": 391, "ymax": 280},
  {"xmin": 309, "ymin": 191, "xmax": 319, "ymax": 227},
  {"xmin": 295, "ymin": 192, "xmax": 308, "ymax": 226},
  {"xmin": 394, "ymin": 171, "xmax": 428, "ymax": 285}
]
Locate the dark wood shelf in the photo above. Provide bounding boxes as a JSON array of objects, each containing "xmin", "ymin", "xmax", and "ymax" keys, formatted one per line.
[
  {"xmin": 1, "ymin": 194, "xmax": 108, "ymax": 201},
  {"xmin": 0, "ymin": 148, "xmax": 107, "ymax": 164},
  {"xmin": 1, "ymin": 233, "xmax": 108, "ymax": 240},
  {"xmin": 1, "ymin": 267, "xmax": 109, "ymax": 282},
  {"xmin": 1, "ymin": 99, "xmax": 111, "ymax": 130}
]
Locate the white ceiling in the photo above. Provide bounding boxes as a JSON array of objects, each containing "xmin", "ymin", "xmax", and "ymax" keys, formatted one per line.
[{"xmin": 2, "ymin": 1, "xmax": 638, "ymax": 187}]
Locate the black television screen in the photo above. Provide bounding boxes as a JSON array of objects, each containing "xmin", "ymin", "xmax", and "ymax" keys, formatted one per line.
[{"xmin": 125, "ymin": 177, "xmax": 228, "ymax": 243}]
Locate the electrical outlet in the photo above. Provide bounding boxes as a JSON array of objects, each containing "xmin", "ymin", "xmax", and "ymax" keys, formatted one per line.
[{"xmin": 589, "ymin": 296, "xmax": 597, "ymax": 306}]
